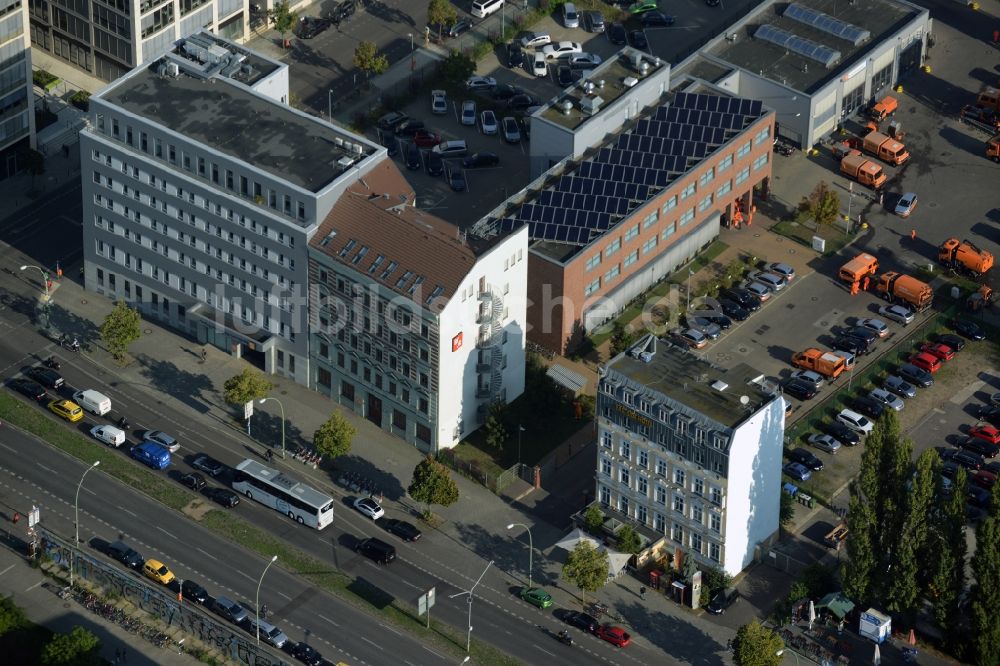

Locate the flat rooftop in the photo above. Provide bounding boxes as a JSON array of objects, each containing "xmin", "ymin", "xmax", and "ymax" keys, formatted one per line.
[
  {"xmin": 709, "ymin": 0, "xmax": 918, "ymax": 93},
  {"xmin": 541, "ymin": 51, "xmax": 666, "ymax": 131},
  {"xmin": 102, "ymin": 47, "xmax": 376, "ymax": 193},
  {"xmin": 606, "ymin": 336, "xmax": 776, "ymax": 430}
]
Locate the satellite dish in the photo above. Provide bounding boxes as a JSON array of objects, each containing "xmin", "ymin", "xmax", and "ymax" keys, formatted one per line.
[{"xmin": 740, "ymin": 395, "xmax": 750, "ymax": 405}]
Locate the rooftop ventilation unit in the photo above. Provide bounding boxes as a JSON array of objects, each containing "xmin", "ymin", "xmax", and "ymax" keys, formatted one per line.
[
  {"xmin": 579, "ymin": 95, "xmax": 604, "ymax": 115},
  {"xmin": 711, "ymin": 380, "xmax": 729, "ymax": 392},
  {"xmin": 158, "ymin": 61, "xmax": 180, "ymax": 77},
  {"xmin": 334, "ymin": 137, "xmax": 344, "ymax": 148},
  {"xmin": 352, "ymin": 143, "xmax": 364, "ymax": 155},
  {"xmin": 560, "ymin": 99, "xmax": 573, "ymax": 115},
  {"xmin": 783, "ymin": 3, "xmax": 870, "ymax": 46},
  {"xmin": 754, "ymin": 24, "xmax": 841, "ymax": 68},
  {"xmin": 337, "ymin": 156, "xmax": 355, "ymax": 169}
]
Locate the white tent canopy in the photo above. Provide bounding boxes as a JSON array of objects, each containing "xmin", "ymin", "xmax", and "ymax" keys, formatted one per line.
[{"xmin": 555, "ymin": 528, "xmax": 631, "ymax": 578}]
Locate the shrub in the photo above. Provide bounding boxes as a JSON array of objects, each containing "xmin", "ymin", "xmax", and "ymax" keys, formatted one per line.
[{"xmin": 70, "ymin": 91, "xmax": 90, "ymax": 111}]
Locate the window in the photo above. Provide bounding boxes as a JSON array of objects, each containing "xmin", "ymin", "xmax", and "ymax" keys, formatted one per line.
[
  {"xmin": 605, "ymin": 238, "xmax": 621, "ymax": 257},
  {"xmin": 662, "ymin": 195, "xmax": 677, "ymax": 214},
  {"xmin": 698, "ymin": 194, "xmax": 713, "ymax": 213},
  {"xmin": 642, "ymin": 237, "xmax": 657, "ymax": 255},
  {"xmin": 710, "ymin": 513, "xmax": 721, "ymax": 533},
  {"xmin": 693, "ymin": 477, "xmax": 704, "ymax": 496},
  {"xmin": 637, "ymin": 475, "xmax": 648, "ymax": 497},
  {"xmin": 601, "ymin": 431, "xmax": 612, "ymax": 448},
  {"xmin": 601, "ymin": 458, "xmax": 612, "ymax": 476},
  {"xmin": 672, "ymin": 523, "xmax": 684, "ymax": 544},
  {"xmin": 642, "ymin": 211, "xmax": 658, "ymax": 230},
  {"xmin": 662, "ymin": 222, "xmax": 676, "ymax": 239},
  {"xmin": 619, "ymin": 440, "xmax": 631, "ymax": 460},
  {"xmin": 655, "ymin": 486, "xmax": 667, "ymax": 505},
  {"xmin": 717, "ymin": 154, "xmax": 733, "ymax": 172},
  {"xmin": 584, "ymin": 278, "xmax": 601, "ymax": 296},
  {"xmin": 636, "ymin": 505, "xmax": 647, "ymax": 525},
  {"xmin": 717, "ymin": 181, "xmax": 732, "ymax": 198},
  {"xmin": 754, "ymin": 126, "xmax": 770, "ymax": 146},
  {"xmin": 673, "ymin": 495, "xmax": 684, "ymax": 514},
  {"xmin": 679, "ymin": 209, "xmax": 695, "ymax": 227},
  {"xmin": 736, "ymin": 141, "xmax": 751, "ymax": 158},
  {"xmin": 619, "ymin": 467, "xmax": 630, "ymax": 487},
  {"xmin": 637, "ymin": 450, "xmax": 648, "ymax": 469},
  {"xmin": 623, "ymin": 250, "xmax": 638, "ymax": 269},
  {"xmin": 680, "ymin": 183, "xmax": 696, "ymax": 200},
  {"xmin": 753, "ymin": 153, "xmax": 769, "ymax": 171},
  {"xmin": 585, "ymin": 252, "xmax": 601, "ymax": 271},
  {"xmin": 624, "ymin": 224, "xmax": 639, "ymax": 242},
  {"xmin": 709, "ymin": 542, "xmax": 720, "ymax": 562},
  {"xmin": 735, "ymin": 166, "xmax": 750, "ymax": 186},
  {"xmin": 600, "ymin": 485, "xmax": 611, "ymax": 505},
  {"xmin": 619, "ymin": 496, "xmax": 630, "ymax": 516},
  {"xmin": 691, "ymin": 532, "xmax": 703, "ymax": 554},
  {"xmin": 692, "ymin": 503, "xmax": 703, "ymax": 524},
  {"xmin": 698, "ymin": 168, "xmax": 715, "ymax": 187},
  {"xmin": 674, "ymin": 468, "xmax": 685, "ymax": 487},
  {"xmin": 656, "ymin": 459, "xmax": 667, "ymax": 477},
  {"xmin": 654, "ymin": 512, "xmax": 666, "ymax": 532},
  {"xmin": 710, "ymin": 487, "xmax": 722, "ymax": 505},
  {"xmin": 604, "ymin": 264, "xmax": 620, "ymax": 284}
]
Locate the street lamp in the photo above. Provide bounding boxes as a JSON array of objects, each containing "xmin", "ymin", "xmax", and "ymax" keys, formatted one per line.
[
  {"xmin": 777, "ymin": 649, "xmax": 802, "ymax": 666},
  {"xmin": 449, "ymin": 560, "xmax": 493, "ymax": 655},
  {"xmin": 258, "ymin": 397, "xmax": 285, "ymax": 459},
  {"xmin": 20, "ymin": 264, "xmax": 49, "ymax": 298},
  {"xmin": 506, "ymin": 523, "xmax": 533, "ymax": 590},
  {"xmin": 255, "ymin": 555, "xmax": 278, "ymax": 647},
  {"xmin": 328, "ymin": 89, "xmax": 334, "ymax": 122},
  {"xmin": 72, "ymin": 461, "xmax": 100, "ymax": 586},
  {"xmin": 517, "ymin": 425, "xmax": 525, "ymax": 466}
]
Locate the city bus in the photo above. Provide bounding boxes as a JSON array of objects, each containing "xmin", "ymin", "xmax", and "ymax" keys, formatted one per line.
[{"xmin": 232, "ymin": 459, "xmax": 335, "ymax": 529}]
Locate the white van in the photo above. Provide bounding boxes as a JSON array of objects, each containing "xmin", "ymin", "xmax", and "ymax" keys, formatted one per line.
[
  {"xmin": 73, "ymin": 389, "xmax": 112, "ymax": 416},
  {"xmin": 471, "ymin": 0, "xmax": 503, "ymax": 18},
  {"xmin": 90, "ymin": 424, "xmax": 125, "ymax": 448}
]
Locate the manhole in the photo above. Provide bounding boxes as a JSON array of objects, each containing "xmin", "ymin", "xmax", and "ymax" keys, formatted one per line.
[
  {"xmin": 788, "ymin": 248, "xmax": 796, "ymax": 254},
  {"xmin": 820, "ymin": 321, "xmax": 829, "ymax": 327},
  {"xmin": 281, "ymin": 390, "xmax": 288, "ymax": 395},
  {"xmin": 80, "ymin": 299, "xmax": 88, "ymax": 304},
  {"xmin": 754, "ymin": 233, "xmax": 761, "ymax": 238},
  {"xmin": 811, "ymin": 296, "xmax": 819, "ymax": 301},
  {"xmin": 775, "ymin": 236, "xmax": 782, "ymax": 242},
  {"xmin": 785, "ymin": 303, "xmax": 795, "ymax": 309},
  {"xmin": 737, "ymin": 345, "xmax": 749, "ymax": 354},
  {"xmin": 144, "ymin": 329, "xmax": 152, "ymax": 334}
]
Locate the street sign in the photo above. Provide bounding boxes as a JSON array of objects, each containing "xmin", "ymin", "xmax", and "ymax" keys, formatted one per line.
[
  {"xmin": 243, "ymin": 401, "xmax": 254, "ymax": 420},
  {"xmin": 28, "ymin": 505, "xmax": 40, "ymax": 527},
  {"xmin": 417, "ymin": 586, "xmax": 436, "ymax": 628}
]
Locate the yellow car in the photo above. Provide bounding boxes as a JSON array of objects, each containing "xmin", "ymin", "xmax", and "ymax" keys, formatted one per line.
[
  {"xmin": 143, "ymin": 559, "xmax": 176, "ymax": 585},
  {"xmin": 48, "ymin": 399, "xmax": 83, "ymax": 422}
]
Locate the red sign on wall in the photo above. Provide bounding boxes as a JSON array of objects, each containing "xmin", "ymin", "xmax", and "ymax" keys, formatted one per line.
[{"xmin": 452, "ymin": 332, "xmax": 463, "ymax": 352}]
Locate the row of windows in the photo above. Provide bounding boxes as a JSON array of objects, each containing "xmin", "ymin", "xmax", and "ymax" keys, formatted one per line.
[
  {"xmin": 318, "ymin": 346, "xmax": 430, "ymax": 413},
  {"xmin": 601, "ymin": 433, "xmax": 725, "ymax": 501},
  {"xmin": 600, "ymin": 460, "xmax": 723, "ymax": 530}
]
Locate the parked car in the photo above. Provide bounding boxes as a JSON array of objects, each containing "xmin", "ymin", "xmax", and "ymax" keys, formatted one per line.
[
  {"xmin": 541, "ymin": 41, "xmax": 583, "ymax": 59},
  {"xmin": 678, "ymin": 328, "xmax": 708, "ymax": 349},
  {"xmin": 629, "ymin": 30, "xmax": 649, "ymax": 49},
  {"xmin": 790, "ymin": 370, "xmax": 825, "ymax": 390},
  {"xmin": 106, "ymin": 540, "xmax": 144, "ymax": 570},
  {"xmin": 568, "ymin": 52, "xmax": 602, "ymax": 68},
  {"xmin": 878, "ymin": 303, "xmax": 915, "ymax": 325},
  {"xmin": 465, "ymin": 75, "xmax": 497, "ymax": 91},
  {"xmin": 951, "ymin": 318, "xmax": 985, "ymax": 341},
  {"xmin": 883, "ymin": 375, "xmax": 917, "ymax": 398},
  {"xmin": 628, "ymin": 0, "xmax": 658, "ymax": 13},
  {"xmin": 25, "ymin": 366, "xmax": 64, "ymax": 389},
  {"xmin": 520, "ymin": 587, "xmax": 554, "ymax": 609},
  {"xmin": 721, "ymin": 287, "xmax": 761, "ymax": 310},
  {"xmin": 143, "ymin": 559, "xmax": 176, "ymax": 585},
  {"xmin": 531, "ymin": 52, "xmax": 548, "ymax": 77},
  {"xmin": 641, "ymin": 11, "xmax": 675, "ymax": 27},
  {"xmin": 784, "ymin": 379, "xmax": 817, "ymax": 401},
  {"xmin": 480, "ymin": 110, "xmax": 499, "ymax": 135},
  {"xmin": 837, "ymin": 409, "xmax": 873, "ymax": 435},
  {"xmin": 519, "ymin": 31, "xmax": 551, "ymax": 48},
  {"xmin": 447, "ymin": 166, "xmax": 467, "ymax": 192},
  {"xmin": 949, "ymin": 449, "xmax": 985, "ymax": 471},
  {"xmin": 859, "ymin": 318, "xmax": 890, "ymax": 338},
  {"xmin": 246, "ymin": 617, "xmax": 289, "ymax": 648},
  {"xmin": 823, "ymin": 420, "xmax": 860, "ymax": 446},
  {"xmin": 968, "ymin": 486, "xmax": 991, "ymax": 509},
  {"xmin": 507, "ymin": 93, "xmax": 541, "ymax": 112},
  {"xmin": 212, "ymin": 595, "xmax": 249, "ymax": 624},
  {"xmin": 191, "ymin": 454, "xmax": 225, "ymax": 477},
  {"xmin": 179, "ymin": 472, "xmax": 206, "ymax": 491},
  {"xmin": 607, "ymin": 22, "xmax": 627, "ymax": 45},
  {"xmin": 411, "ymin": 130, "xmax": 441, "ymax": 148},
  {"xmin": 566, "ymin": 610, "xmax": 600, "ymax": 633},
  {"xmin": 744, "ymin": 281, "xmax": 773, "ymax": 301},
  {"xmin": 377, "ymin": 111, "xmax": 408, "ymax": 131},
  {"xmin": 430, "ymin": 89, "xmax": 447, "ymax": 114},
  {"xmin": 894, "ymin": 192, "xmax": 918, "ymax": 217},
  {"xmin": 446, "ymin": 20, "xmax": 472, "ymax": 38},
  {"xmin": 691, "ymin": 309, "xmax": 732, "ymax": 329},
  {"xmin": 290, "ymin": 641, "xmax": 324, "ymax": 666},
  {"xmin": 897, "ymin": 363, "xmax": 933, "ymax": 388},
  {"xmin": 852, "ymin": 395, "xmax": 885, "ymax": 419},
  {"xmin": 9, "ymin": 377, "xmax": 46, "ymax": 401},
  {"xmin": 807, "ymin": 434, "xmax": 842, "ymax": 454},
  {"xmin": 354, "ymin": 497, "xmax": 384, "ymax": 519},
  {"xmin": 978, "ymin": 406, "xmax": 1000, "ymax": 426},
  {"xmin": 869, "ymin": 388, "xmax": 904, "ymax": 412},
  {"xmin": 583, "ymin": 10, "xmax": 605, "ymax": 32},
  {"xmin": 561, "ymin": 2, "xmax": 579, "ymax": 28},
  {"xmin": 463, "ymin": 152, "xmax": 500, "ymax": 169},
  {"xmin": 766, "ymin": 262, "xmax": 796, "ymax": 281},
  {"xmin": 920, "ymin": 342, "xmax": 955, "ymax": 361},
  {"xmin": 380, "ymin": 518, "xmax": 422, "ymax": 541},
  {"xmin": 394, "ymin": 118, "xmax": 426, "ymax": 137},
  {"xmin": 556, "ymin": 65, "xmax": 577, "ymax": 87},
  {"xmin": 909, "ymin": 352, "xmax": 942, "ymax": 374},
  {"xmin": 595, "ymin": 624, "xmax": 631, "ymax": 647},
  {"xmin": 706, "ymin": 588, "xmax": 741, "ymax": 614},
  {"xmin": 501, "ymin": 116, "xmax": 521, "ymax": 143},
  {"xmin": 969, "ymin": 425, "xmax": 1000, "ymax": 446},
  {"xmin": 783, "ymin": 462, "xmax": 812, "ymax": 481},
  {"xmin": 491, "ymin": 83, "xmax": 523, "ymax": 101},
  {"xmin": 687, "ymin": 316, "xmax": 721, "ymax": 340},
  {"xmin": 936, "ymin": 333, "xmax": 966, "ymax": 352},
  {"xmin": 179, "ymin": 579, "xmax": 209, "ymax": 604},
  {"xmin": 49, "ymin": 399, "xmax": 83, "ymax": 422},
  {"xmin": 205, "ymin": 487, "xmax": 240, "ymax": 508},
  {"xmin": 832, "ymin": 336, "xmax": 867, "ymax": 355},
  {"xmin": 749, "ymin": 271, "xmax": 787, "ymax": 291},
  {"xmin": 328, "ymin": 0, "xmax": 355, "ymax": 23},
  {"xmin": 788, "ymin": 448, "xmax": 824, "ymax": 471},
  {"xmin": 144, "ymin": 430, "xmax": 180, "ymax": 453},
  {"xmin": 843, "ymin": 326, "xmax": 878, "ymax": 346},
  {"xmin": 718, "ymin": 299, "xmax": 750, "ymax": 321},
  {"xmin": 460, "ymin": 100, "xmax": 477, "ymax": 126},
  {"xmin": 404, "ymin": 142, "xmax": 422, "ymax": 170},
  {"xmin": 425, "ymin": 150, "xmax": 444, "ymax": 177},
  {"xmin": 507, "ymin": 42, "xmax": 524, "ymax": 69}
]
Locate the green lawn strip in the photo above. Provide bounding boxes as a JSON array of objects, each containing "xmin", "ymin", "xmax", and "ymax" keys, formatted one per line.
[
  {"xmin": 200, "ymin": 512, "xmax": 522, "ymax": 665},
  {"xmin": 770, "ymin": 218, "xmax": 851, "ymax": 255},
  {"xmin": 0, "ymin": 392, "xmax": 193, "ymax": 510}
]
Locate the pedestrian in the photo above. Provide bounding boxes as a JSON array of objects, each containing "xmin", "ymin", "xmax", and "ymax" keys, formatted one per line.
[
  {"xmin": 200, "ymin": 347, "xmax": 207, "ymax": 362},
  {"xmin": 910, "ymin": 228, "xmax": 916, "ymax": 241},
  {"xmin": 993, "ymin": 29, "xmax": 999, "ymax": 45},
  {"xmin": 12, "ymin": 512, "xmax": 19, "ymax": 524},
  {"xmin": 862, "ymin": 276, "xmax": 870, "ymax": 291},
  {"xmin": 640, "ymin": 586, "xmax": 647, "ymax": 600},
  {"xmin": 261, "ymin": 603, "xmax": 268, "ymax": 618}
]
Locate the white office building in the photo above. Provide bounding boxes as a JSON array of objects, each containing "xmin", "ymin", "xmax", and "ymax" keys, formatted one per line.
[
  {"xmin": 0, "ymin": 0, "xmax": 35, "ymax": 179},
  {"xmin": 80, "ymin": 31, "xmax": 384, "ymax": 385},
  {"xmin": 596, "ymin": 335, "xmax": 785, "ymax": 576}
]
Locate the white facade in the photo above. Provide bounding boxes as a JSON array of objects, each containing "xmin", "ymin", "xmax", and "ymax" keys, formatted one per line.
[{"xmin": 0, "ymin": 0, "xmax": 35, "ymax": 174}]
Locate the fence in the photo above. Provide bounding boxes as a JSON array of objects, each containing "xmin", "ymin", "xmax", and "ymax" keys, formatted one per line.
[{"xmin": 436, "ymin": 449, "xmax": 520, "ymax": 494}]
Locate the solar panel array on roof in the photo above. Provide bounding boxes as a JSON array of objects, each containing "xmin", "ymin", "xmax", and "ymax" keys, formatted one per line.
[
  {"xmin": 754, "ymin": 24, "xmax": 842, "ymax": 68},
  {"xmin": 493, "ymin": 92, "xmax": 766, "ymax": 244},
  {"xmin": 783, "ymin": 3, "xmax": 870, "ymax": 46}
]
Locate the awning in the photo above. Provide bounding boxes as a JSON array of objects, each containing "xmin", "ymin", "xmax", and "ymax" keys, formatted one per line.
[
  {"xmin": 816, "ymin": 592, "xmax": 856, "ymax": 620},
  {"xmin": 546, "ymin": 364, "xmax": 587, "ymax": 394},
  {"xmin": 555, "ymin": 528, "xmax": 630, "ymax": 578}
]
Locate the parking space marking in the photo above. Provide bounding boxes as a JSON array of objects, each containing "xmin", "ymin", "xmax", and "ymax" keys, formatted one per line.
[{"xmin": 950, "ymin": 379, "xmax": 984, "ymax": 404}]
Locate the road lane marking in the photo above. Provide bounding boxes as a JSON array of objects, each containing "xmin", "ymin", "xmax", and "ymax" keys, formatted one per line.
[
  {"xmin": 0, "ymin": 443, "xmax": 16, "ymax": 454},
  {"xmin": 0, "ymin": 564, "xmax": 15, "ymax": 577},
  {"xmin": 533, "ymin": 644, "xmax": 555, "ymax": 656},
  {"xmin": 234, "ymin": 569, "xmax": 256, "ymax": 583},
  {"xmin": 278, "ymin": 591, "xmax": 291, "ymax": 600},
  {"xmin": 25, "ymin": 580, "xmax": 45, "ymax": 591},
  {"xmin": 119, "ymin": 507, "xmax": 137, "ymax": 517},
  {"xmin": 422, "ymin": 645, "xmax": 445, "ymax": 660},
  {"xmin": 156, "ymin": 526, "xmax": 177, "ymax": 540},
  {"xmin": 37, "ymin": 463, "xmax": 57, "ymax": 475},
  {"xmin": 317, "ymin": 613, "xmax": 339, "ymax": 627},
  {"xmin": 360, "ymin": 636, "xmax": 382, "ymax": 650},
  {"xmin": 196, "ymin": 548, "xmax": 217, "ymax": 560},
  {"xmin": 379, "ymin": 623, "xmax": 401, "ymax": 635}
]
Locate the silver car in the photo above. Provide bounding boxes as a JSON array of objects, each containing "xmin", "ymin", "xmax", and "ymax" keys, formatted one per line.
[
  {"xmin": 869, "ymin": 388, "xmax": 905, "ymax": 411},
  {"xmin": 745, "ymin": 281, "xmax": 772, "ymax": 301},
  {"xmin": 766, "ymin": 262, "xmax": 795, "ymax": 281},
  {"xmin": 790, "ymin": 369, "xmax": 825, "ymax": 390},
  {"xmin": 750, "ymin": 271, "xmax": 787, "ymax": 291},
  {"xmin": 859, "ymin": 317, "xmax": 889, "ymax": 338},
  {"xmin": 808, "ymin": 434, "xmax": 842, "ymax": 454},
  {"xmin": 878, "ymin": 303, "xmax": 915, "ymax": 325},
  {"xmin": 884, "ymin": 375, "xmax": 917, "ymax": 398}
]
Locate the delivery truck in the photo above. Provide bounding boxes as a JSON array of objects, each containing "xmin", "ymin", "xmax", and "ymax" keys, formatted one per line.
[
  {"xmin": 792, "ymin": 348, "xmax": 847, "ymax": 379},
  {"xmin": 938, "ymin": 238, "xmax": 994, "ymax": 276},
  {"xmin": 875, "ymin": 272, "xmax": 933, "ymax": 310},
  {"xmin": 73, "ymin": 389, "xmax": 111, "ymax": 416},
  {"xmin": 869, "ymin": 95, "xmax": 897, "ymax": 122},
  {"xmin": 837, "ymin": 149, "xmax": 886, "ymax": 189},
  {"xmin": 861, "ymin": 131, "xmax": 910, "ymax": 166},
  {"xmin": 839, "ymin": 253, "xmax": 879, "ymax": 287}
]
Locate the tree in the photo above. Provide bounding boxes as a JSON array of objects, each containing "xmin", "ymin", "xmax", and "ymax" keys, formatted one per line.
[
  {"xmin": 440, "ymin": 50, "xmax": 475, "ymax": 84},
  {"xmin": 732, "ymin": 620, "xmax": 783, "ymax": 666},
  {"xmin": 797, "ymin": 180, "xmax": 840, "ymax": 228},
  {"xmin": 583, "ymin": 504, "xmax": 604, "ymax": 534},
  {"xmin": 926, "ymin": 468, "xmax": 967, "ymax": 646},
  {"xmin": 0, "ymin": 595, "xmax": 27, "ymax": 637},
  {"xmin": 313, "ymin": 410, "xmax": 355, "ymax": 459},
  {"xmin": 968, "ymin": 492, "xmax": 1000, "ymax": 665},
  {"xmin": 701, "ymin": 566, "xmax": 733, "ymax": 603},
  {"xmin": 408, "ymin": 456, "xmax": 459, "ymax": 516},
  {"xmin": 562, "ymin": 540, "xmax": 608, "ymax": 605},
  {"xmin": 354, "ymin": 41, "xmax": 389, "ymax": 86},
  {"xmin": 779, "ymin": 489, "xmax": 795, "ymax": 527},
  {"xmin": 886, "ymin": 449, "xmax": 936, "ymax": 620},
  {"xmin": 223, "ymin": 367, "xmax": 273, "ymax": 409},
  {"xmin": 484, "ymin": 400, "xmax": 508, "ymax": 452},
  {"xmin": 427, "ymin": 0, "xmax": 457, "ymax": 41},
  {"xmin": 41, "ymin": 626, "xmax": 101, "ymax": 665},
  {"xmin": 680, "ymin": 549, "xmax": 698, "ymax": 582},
  {"xmin": 609, "ymin": 321, "xmax": 634, "ymax": 357},
  {"xmin": 268, "ymin": 0, "xmax": 297, "ymax": 46},
  {"xmin": 99, "ymin": 299, "xmax": 141, "ymax": 362},
  {"xmin": 616, "ymin": 524, "xmax": 642, "ymax": 555}
]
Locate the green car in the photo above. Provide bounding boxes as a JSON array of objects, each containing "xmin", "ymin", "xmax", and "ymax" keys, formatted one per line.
[
  {"xmin": 520, "ymin": 587, "xmax": 554, "ymax": 609},
  {"xmin": 628, "ymin": 0, "xmax": 658, "ymax": 13}
]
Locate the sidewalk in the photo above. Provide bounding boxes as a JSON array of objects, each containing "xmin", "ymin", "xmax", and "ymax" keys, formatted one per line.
[{"xmin": 0, "ymin": 539, "xmax": 197, "ymax": 665}]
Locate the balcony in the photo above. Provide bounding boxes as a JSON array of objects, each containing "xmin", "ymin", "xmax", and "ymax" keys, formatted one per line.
[
  {"xmin": 476, "ymin": 360, "xmax": 492, "ymax": 372},
  {"xmin": 475, "ymin": 386, "xmax": 491, "ymax": 399},
  {"xmin": 477, "ymin": 289, "xmax": 492, "ymax": 301},
  {"xmin": 476, "ymin": 309, "xmax": 491, "ymax": 325}
]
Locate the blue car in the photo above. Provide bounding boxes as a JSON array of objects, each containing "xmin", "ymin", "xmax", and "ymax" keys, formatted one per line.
[{"xmin": 783, "ymin": 462, "xmax": 811, "ymax": 482}]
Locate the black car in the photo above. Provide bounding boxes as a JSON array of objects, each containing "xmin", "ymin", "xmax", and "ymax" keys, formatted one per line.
[
  {"xmin": 977, "ymin": 405, "xmax": 1000, "ymax": 426},
  {"xmin": 106, "ymin": 540, "xmax": 144, "ymax": 570},
  {"xmin": 179, "ymin": 472, "xmax": 207, "ymax": 491},
  {"xmin": 823, "ymin": 421, "xmax": 860, "ymax": 446},
  {"xmin": 957, "ymin": 436, "xmax": 998, "ymax": 459},
  {"xmin": 968, "ymin": 486, "xmax": 991, "ymax": 509},
  {"xmin": 395, "ymin": 119, "xmax": 427, "ymax": 137},
  {"xmin": 294, "ymin": 16, "xmax": 330, "ymax": 39},
  {"xmin": 177, "ymin": 579, "xmax": 209, "ymax": 604},
  {"xmin": 191, "ymin": 454, "xmax": 225, "ymax": 477},
  {"xmin": 377, "ymin": 111, "xmax": 409, "ymax": 132},
  {"xmin": 425, "ymin": 150, "xmax": 444, "ymax": 177},
  {"xmin": 950, "ymin": 449, "xmax": 984, "ymax": 471},
  {"xmin": 381, "ymin": 518, "xmax": 422, "ymax": 541},
  {"xmin": 718, "ymin": 299, "xmax": 750, "ymax": 321},
  {"xmin": 507, "ymin": 42, "xmax": 524, "ymax": 69},
  {"xmin": 10, "ymin": 378, "xmax": 47, "ymax": 401},
  {"xmin": 936, "ymin": 333, "xmax": 966, "ymax": 352},
  {"xmin": 25, "ymin": 366, "xmax": 64, "ymax": 389},
  {"xmin": 832, "ymin": 336, "xmax": 866, "ymax": 355},
  {"xmin": 607, "ymin": 23, "xmax": 628, "ymax": 45},
  {"xmin": 356, "ymin": 537, "xmax": 396, "ymax": 564},
  {"xmin": 951, "ymin": 318, "xmax": 985, "ymax": 341},
  {"xmin": 378, "ymin": 130, "xmax": 399, "ymax": 156},
  {"xmin": 404, "ymin": 142, "xmax": 422, "ymax": 170},
  {"xmin": 446, "ymin": 20, "xmax": 472, "ymax": 38},
  {"xmin": 784, "ymin": 379, "xmax": 817, "ymax": 401},
  {"xmin": 492, "ymin": 84, "xmax": 523, "ymax": 101},
  {"xmin": 506, "ymin": 94, "xmax": 540, "ymax": 113},
  {"xmin": 556, "ymin": 65, "xmax": 577, "ymax": 88},
  {"xmin": 447, "ymin": 167, "xmax": 466, "ymax": 192},
  {"xmin": 692, "ymin": 309, "xmax": 732, "ymax": 329},
  {"xmin": 898, "ymin": 362, "xmax": 934, "ymax": 388},
  {"xmin": 328, "ymin": 0, "xmax": 355, "ymax": 24},
  {"xmin": 843, "ymin": 326, "xmax": 878, "ymax": 346},
  {"xmin": 706, "ymin": 588, "xmax": 740, "ymax": 615},
  {"xmin": 205, "ymin": 487, "xmax": 240, "ymax": 508},
  {"xmin": 463, "ymin": 152, "xmax": 500, "ymax": 169},
  {"xmin": 721, "ymin": 287, "xmax": 761, "ymax": 311},
  {"xmin": 290, "ymin": 641, "xmax": 324, "ymax": 666},
  {"xmin": 641, "ymin": 11, "xmax": 675, "ymax": 27},
  {"xmin": 788, "ymin": 448, "xmax": 824, "ymax": 471},
  {"xmin": 629, "ymin": 30, "xmax": 648, "ymax": 50},
  {"xmin": 565, "ymin": 610, "xmax": 600, "ymax": 633},
  {"xmin": 852, "ymin": 395, "xmax": 885, "ymax": 419}
]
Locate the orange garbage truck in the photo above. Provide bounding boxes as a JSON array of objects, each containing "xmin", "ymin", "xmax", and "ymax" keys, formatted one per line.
[
  {"xmin": 862, "ymin": 131, "xmax": 910, "ymax": 165},
  {"xmin": 792, "ymin": 348, "xmax": 847, "ymax": 379},
  {"xmin": 987, "ymin": 133, "xmax": 1000, "ymax": 162},
  {"xmin": 938, "ymin": 238, "xmax": 994, "ymax": 276},
  {"xmin": 839, "ymin": 253, "xmax": 879, "ymax": 288},
  {"xmin": 876, "ymin": 272, "xmax": 933, "ymax": 310},
  {"xmin": 977, "ymin": 86, "xmax": 1000, "ymax": 112},
  {"xmin": 870, "ymin": 95, "xmax": 898, "ymax": 122},
  {"xmin": 837, "ymin": 148, "xmax": 887, "ymax": 189}
]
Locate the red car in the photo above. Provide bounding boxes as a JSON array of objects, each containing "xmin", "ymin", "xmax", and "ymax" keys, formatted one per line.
[
  {"xmin": 412, "ymin": 130, "xmax": 441, "ymax": 148},
  {"xmin": 595, "ymin": 624, "xmax": 631, "ymax": 648},
  {"xmin": 909, "ymin": 352, "xmax": 942, "ymax": 373},
  {"xmin": 919, "ymin": 342, "xmax": 955, "ymax": 361},
  {"xmin": 972, "ymin": 469, "xmax": 997, "ymax": 490},
  {"xmin": 969, "ymin": 425, "xmax": 1000, "ymax": 446}
]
